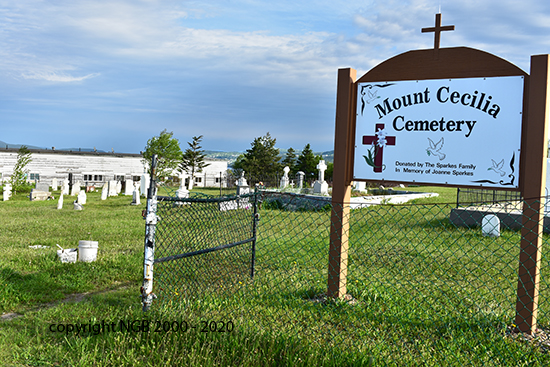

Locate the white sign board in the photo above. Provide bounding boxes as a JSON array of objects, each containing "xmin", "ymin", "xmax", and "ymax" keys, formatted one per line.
[{"xmin": 353, "ymin": 76, "xmax": 524, "ymax": 188}]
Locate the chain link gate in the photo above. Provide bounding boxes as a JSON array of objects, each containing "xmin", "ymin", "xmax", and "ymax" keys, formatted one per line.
[{"xmin": 140, "ymin": 155, "xmax": 259, "ymax": 311}]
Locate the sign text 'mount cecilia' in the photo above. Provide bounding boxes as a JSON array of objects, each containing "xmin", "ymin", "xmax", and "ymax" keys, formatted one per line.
[{"xmin": 353, "ymin": 76, "xmax": 524, "ymax": 188}]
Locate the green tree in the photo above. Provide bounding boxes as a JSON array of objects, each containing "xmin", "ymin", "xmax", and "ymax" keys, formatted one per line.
[
  {"xmin": 10, "ymin": 145, "xmax": 32, "ymax": 194},
  {"xmin": 296, "ymin": 143, "xmax": 320, "ymax": 180},
  {"xmin": 235, "ymin": 133, "xmax": 281, "ymax": 179},
  {"xmin": 142, "ymin": 129, "xmax": 182, "ymax": 181},
  {"xmin": 179, "ymin": 135, "xmax": 210, "ymax": 190},
  {"xmin": 281, "ymin": 147, "xmax": 297, "ymax": 176}
]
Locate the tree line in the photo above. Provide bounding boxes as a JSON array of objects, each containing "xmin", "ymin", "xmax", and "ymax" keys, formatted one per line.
[
  {"xmin": 232, "ymin": 133, "xmax": 333, "ymax": 182},
  {"xmin": 143, "ymin": 130, "xmax": 333, "ymax": 187}
]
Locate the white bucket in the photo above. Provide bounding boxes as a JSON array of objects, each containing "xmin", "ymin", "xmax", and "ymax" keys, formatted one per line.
[
  {"xmin": 78, "ymin": 240, "xmax": 98, "ymax": 262},
  {"xmin": 482, "ymin": 214, "xmax": 501, "ymax": 237}
]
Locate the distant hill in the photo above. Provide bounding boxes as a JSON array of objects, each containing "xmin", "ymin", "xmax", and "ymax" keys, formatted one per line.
[
  {"xmin": 0, "ymin": 140, "xmax": 107, "ymax": 152},
  {"xmin": 205, "ymin": 149, "xmax": 334, "ymax": 165},
  {"xmin": 0, "ymin": 140, "xmax": 45, "ymax": 150}
]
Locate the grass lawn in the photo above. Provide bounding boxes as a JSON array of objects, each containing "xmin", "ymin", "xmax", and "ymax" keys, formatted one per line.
[{"xmin": 1, "ymin": 186, "xmax": 549, "ymax": 366}]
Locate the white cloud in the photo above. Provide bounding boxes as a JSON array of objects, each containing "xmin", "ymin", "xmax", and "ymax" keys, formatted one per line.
[{"xmin": 21, "ymin": 71, "xmax": 100, "ymax": 82}]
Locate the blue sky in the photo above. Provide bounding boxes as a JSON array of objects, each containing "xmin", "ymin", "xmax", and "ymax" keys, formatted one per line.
[{"xmin": 1, "ymin": 0, "xmax": 550, "ymax": 153}]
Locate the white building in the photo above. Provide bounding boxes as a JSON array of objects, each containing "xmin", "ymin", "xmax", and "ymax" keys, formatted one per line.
[{"xmin": 0, "ymin": 148, "xmax": 228, "ymax": 188}]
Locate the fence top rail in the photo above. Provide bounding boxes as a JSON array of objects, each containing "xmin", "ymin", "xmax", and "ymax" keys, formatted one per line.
[{"xmin": 157, "ymin": 192, "xmax": 258, "ymax": 204}]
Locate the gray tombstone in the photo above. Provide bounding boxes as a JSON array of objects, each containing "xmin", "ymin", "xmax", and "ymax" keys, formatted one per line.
[
  {"xmin": 35, "ymin": 182, "xmax": 50, "ymax": 192},
  {"xmin": 52, "ymin": 178, "xmax": 58, "ymax": 191},
  {"xmin": 296, "ymin": 171, "xmax": 305, "ymax": 189},
  {"xmin": 131, "ymin": 183, "xmax": 141, "ymax": 205}
]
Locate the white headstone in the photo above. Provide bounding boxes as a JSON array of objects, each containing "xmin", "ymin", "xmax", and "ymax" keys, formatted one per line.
[
  {"xmin": 70, "ymin": 181, "xmax": 81, "ymax": 196},
  {"xmin": 3, "ymin": 183, "xmax": 12, "ymax": 201},
  {"xmin": 280, "ymin": 166, "xmax": 290, "ymax": 189},
  {"xmin": 101, "ymin": 183, "xmax": 108, "ymax": 200},
  {"xmin": 116, "ymin": 181, "xmax": 122, "ymax": 194},
  {"xmin": 317, "ymin": 160, "xmax": 327, "ymax": 182},
  {"xmin": 57, "ymin": 193, "xmax": 63, "ymax": 209},
  {"xmin": 108, "ymin": 181, "xmax": 118, "ymax": 197},
  {"xmin": 124, "ymin": 179, "xmax": 134, "ymax": 195},
  {"xmin": 354, "ymin": 181, "xmax": 366, "ymax": 192},
  {"xmin": 236, "ymin": 171, "xmax": 249, "ymax": 196},
  {"xmin": 140, "ymin": 175, "xmax": 150, "ymax": 197},
  {"xmin": 52, "ymin": 178, "xmax": 58, "ymax": 191},
  {"xmin": 313, "ymin": 181, "xmax": 329, "ymax": 195},
  {"xmin": 77, "ymin": 191, "xmax": 87, "ymax": 205},
  {"xmin": 482, "ymin": 214, "xmax": 500, "ymax": 237},
  {"xmin": 62, "ymin": 180, "xmax": 69, "ymax": 195}
]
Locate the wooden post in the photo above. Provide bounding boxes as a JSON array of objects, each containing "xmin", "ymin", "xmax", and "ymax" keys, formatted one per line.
[
  {"xmin": 327, "ymin": 68, "xmax": 356, "ymax": 299},
  {"xmin": 515, "ymin": 54, "xmax": 550, "ymax": 334}
]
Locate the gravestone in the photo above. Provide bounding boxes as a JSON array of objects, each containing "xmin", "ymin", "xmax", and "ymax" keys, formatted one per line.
[
  {"xmin": 280, "ymin": 166, "xmax": 290, "ymax": 189},
  {"xmin": 73, "ymin": 201, "xmax": 83, "ymax": 210},
  {"xmin": 3, "ymin": 183, "xmax": 12, "ymax": 201},
  {"xmin": 354, "ymin": 181, "xmax": 367, "ymax": 192},
  {"xmin": 313, "ymin": 160, "xmax": 329, "ymax": 195},
  {"xmin": 140, "ymin": 174, "xmax": 150, "ymax": 197},
  {"xmin": 296, "ymin": 171, "xmax": 305, "ymax": 189},
  {"xmin": 77, "ymin": 191, "xmax": 87, "ymax": 205},
  {"xmin": 124, "ymin": 179, "xmax": 134, "ymax": 195},
  {"xmin": 57, "ymin": 193, "xmax": 63, "ymax": 209},
  {"xmin": 62, "ymin": 180, "xmax": 69, "ymax": 195},
  {"xmin": 236, "ymin": 171, "xmax": 249, "ymax": 196},
  {"xmin": 35, "ymin": 182, "xmax": 50, "ymax": 192},
  {"xmin": 30, "ymin": 189, "xmax": 51, "ymax": 201},
  {"xmin": 52, "ymin": 178, "xmax": 58, "ymax": 191},
  {"xmin": 108, "ymin": 180, "xmax": 118, "ymax": 197},
  {"xmin": 131, "ymin": 183, "xmax": 141, "ymax": 205},
  {"xmin": 116, "ymin": 181, "xmax": 122, "ymax": 194},
  {"xmin": 101, "ymin": 183, "xmax": 108, "ymax": 200},
  {"xmin": 70, "ymin": 181, "xmax": 81, "ymax": 196}
]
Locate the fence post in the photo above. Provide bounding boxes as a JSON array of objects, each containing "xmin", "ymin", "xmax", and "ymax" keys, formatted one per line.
[
  {"xmin": 515, "ymin": 54, "xmax": 550, "ymax": 334},
  {"xmin": 141, "ymin": 154, "xmax": 158, "ymax": 311},
  {"xmin": 251, "ymin": 188, "xmax": 258, "ymax": 279},
  {"xmin": 327, "ymin": 68, "xmax": 356, "ymax": 299}
]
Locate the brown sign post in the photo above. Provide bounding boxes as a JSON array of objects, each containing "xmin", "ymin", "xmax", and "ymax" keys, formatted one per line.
[{"xmin": 328, "ymin": 14, "xmax": 549, "ymax": 334}]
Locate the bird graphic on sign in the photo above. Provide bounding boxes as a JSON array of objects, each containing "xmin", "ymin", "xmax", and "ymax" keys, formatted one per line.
[
  {"xmin": 426, "ymin": 137, "xmax": 446, "ymax": 160},
  {"xmin": 488, "ymin": 159, "xmax": 506, "ymax": 177}
]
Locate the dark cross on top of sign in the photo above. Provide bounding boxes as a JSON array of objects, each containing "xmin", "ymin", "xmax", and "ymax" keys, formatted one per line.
[{"xmin": 421, "ymin": 13, "xmax": 455, "ymax": 50}]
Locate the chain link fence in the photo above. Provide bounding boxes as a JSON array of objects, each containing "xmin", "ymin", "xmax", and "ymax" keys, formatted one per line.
[{"xmin": 142, "ymin": 182, "xmax": 550, "ymax": 365}]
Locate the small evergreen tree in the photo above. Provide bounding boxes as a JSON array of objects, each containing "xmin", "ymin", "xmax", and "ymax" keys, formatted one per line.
[
  {"xmin": 179, "ymin": 135, "xmax": 210, "ymax": 190},
  {"xmin": 296, "ymin": 143, "xmax": 320, "ymax": 180},
  {"xmin": 142, "ymin": 129, "xmax": 183, "ymax": 181},
  {"xmin": 236, "ymin": 133, "xmax": 281, "ymax": 181},
  {"xmin": 10, "ymin": 146, "xmax": 32, "ymax": 194},
  {"xmin": 281, "ymin": 147, "xmax": 297, "ymax": 176}
]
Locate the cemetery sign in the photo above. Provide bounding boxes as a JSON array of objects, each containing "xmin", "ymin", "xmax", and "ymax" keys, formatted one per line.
[{"xmin": 353, "ymin": 76, "xmax": 524, "ymax": 188}]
